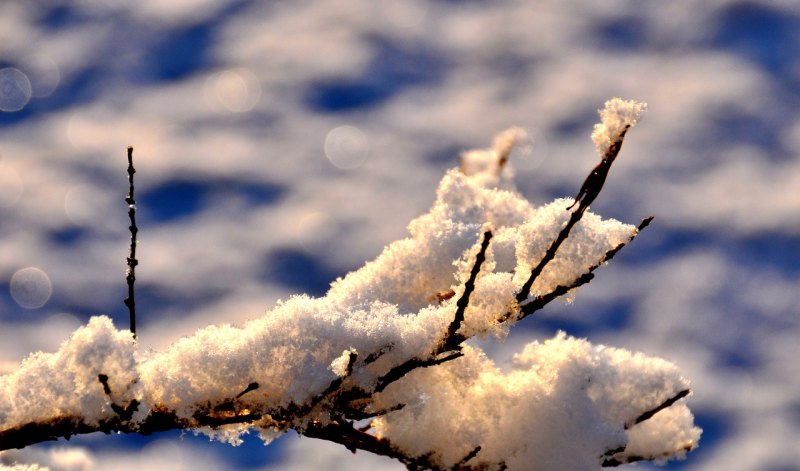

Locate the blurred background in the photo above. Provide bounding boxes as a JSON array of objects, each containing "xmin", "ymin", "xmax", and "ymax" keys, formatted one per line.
[{"xmin": 1, "ymin": 0, "xmax": 799, "ymax": 469}]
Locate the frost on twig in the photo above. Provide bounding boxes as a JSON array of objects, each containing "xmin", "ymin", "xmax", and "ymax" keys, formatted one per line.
[{"xmin": 0, "ymin": 98, "xmax": 699, "ymax": 470}]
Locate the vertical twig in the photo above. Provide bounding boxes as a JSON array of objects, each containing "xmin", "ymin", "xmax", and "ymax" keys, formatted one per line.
[{"xmin": 124, "ymin": 146, "xmax": 138, "ymax": 339}]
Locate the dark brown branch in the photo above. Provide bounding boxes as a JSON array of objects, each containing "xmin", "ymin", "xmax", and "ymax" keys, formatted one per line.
[
  {"xmin": 235, "ymin": 382, "xmax": 260, "ymax": 399},
  {"xmin": 363, "ymin": 344, "xmax": 395, "ymax": 365},
  {"xmin": 124, "ymin": 146, "xmax": 138, "ymax": 339},
  {"xmin": 498, "ymin": 216, "xmax": 653, "ymax": 323},
  {"xmin": 602, "ymin": 442, "xmax": 695, "ymax": 467},
  {"xmin": 299, "ymin": 351, "xmax": 360, "ymax": 416},
  {"xmin": 304, "ymin": 420, "xmax": 446, "ymax": 470},
  {"xmin": 455, "ymin": 445, "xmax": 482, "ymax": 468},
  {"xmin": 0, "ymin": 405, "xmax": 265, "ymax": 451},
  {"xmin": 567, "ymin": 126, "xmax": 629, "ymax": 211},
  {"xmin": 97, "ymin": 374, "xmax": 112, "ymax": 395},
  {"xmin": 305, "ymin": 420, "xmax": 494, "ymax": 471},
  {"xmin": 601, "ymin": 388, "xmax": 693, "ymax": 467},
  {"xmin": 444, "ymin": 230, "xmax": 492, "ymax": 347},
  {"xmin": 366, "ymin": 230, "xmax": 490, "ymax": 395},
  {"xmin": 97, "ymin": 374, "xmax": 140, "ymax": 421},
  {"xmin": 628, "ymin": 388, "xmax": 691, "ymax": 428},
  {"xmin": 516, "ymin": 216, "xmax": 654, "ymax": 320},
  {"xmin": 517, "ymin": 125, "xmax": 632, "ymax": 306},
  {"xmin": 374, "ymin": 351, "xmax": 464, "ymax": 394}
]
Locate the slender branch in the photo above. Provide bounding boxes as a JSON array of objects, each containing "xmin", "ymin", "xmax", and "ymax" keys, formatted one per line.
[
  {"xmin": 517, "ymin": 125, "xmax": 631, "ymax": 305},
  {"xmin": 235, "ymin": 382, "xmax": 260, "ymax": 399},
  {"xmin": 515, "ymin": 208, "xmax": 582, "ymax": 304},
  {"xmin": 602, "ymin": 441, "xmax": 695, "ymax": 467},
  {"xmin": 628, "ymin": 388, "xmax": 691, "ymax": 428},
  {"xmin": 124, "ymin": 146, "xmax": 138, "ymax": 339},
  {"xmin": 373, "ymin": 351, "xmax": 464, "ymax": 394},
  {"xmin": 303, "ymin": 420, "xmax": 446, "ymax": 471},
  {"xmin": 444, "ymin": 230, "xmax": 492, "ymax": 347},
  {"xmin": 515, "ymin": 216, "xmax": 654, "ymax": 320},
  {"xmin": 601, "ymin": 388, "xmax": 693, "ymax": 467},
  {"xmin": 567, "ymin": 126, "xmax": 629, "ymax": 212},
  {"xmin": 455, "ymin": 445, "xmax": 482, "ymax": 468}
]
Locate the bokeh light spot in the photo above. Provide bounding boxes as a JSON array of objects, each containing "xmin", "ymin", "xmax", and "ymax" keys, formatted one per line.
[
  {"xmin": 64, "ymin": 185, "xmax": 102, "ymax": 226},
  {"xmin": 324, "ymin": 125, "xmax": 369, "ymax": 169},
  {"xmin": 205, "ymin": 68, "xmax": 261, "ymax": 113},
  {"xmin": 10, "ymin": 267, "xmax": 53, "ymax": 310},
  {"xmin": 21, "ymin": 54, "xmax": 61, "ymax": 98},
  {"xmin": 0, "ymin": 68, "xmax": 33, "ymax": 112},
  {"xmin": 512, "ymin": 125, "xmax": 549, "ymax": 173},
  {"xmin": 0, "ymin": 160, "xmax": 23, "ymax": 208}
]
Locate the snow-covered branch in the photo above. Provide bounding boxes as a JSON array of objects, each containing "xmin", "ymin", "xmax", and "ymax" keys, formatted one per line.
[{"xmin": 0, "ymin": 98, "xmax": 700, "ymax": 470}]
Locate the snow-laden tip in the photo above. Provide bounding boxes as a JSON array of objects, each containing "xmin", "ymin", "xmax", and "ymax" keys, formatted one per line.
[{"xmin": 591, "ymin": 98, "xmax": 647, "ymax": 157}]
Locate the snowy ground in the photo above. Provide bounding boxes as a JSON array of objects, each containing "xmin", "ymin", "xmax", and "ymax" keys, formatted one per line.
[{"xmin": 1, "ymin": 0, "xmax": 799, "ymax": 469}]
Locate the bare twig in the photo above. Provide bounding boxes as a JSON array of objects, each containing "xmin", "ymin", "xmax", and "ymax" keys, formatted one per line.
[
  {"xmin": 567, "ymin": 126, "xmax": 629, "ymax": 212},
  {"xmin": 628, "ymin": 388, "xmax": 691, "ymax": 428},
  {"xmin": 517, "ymin": 124, "xmax": 632, "ymax": 306},
  {"xmin": 455, "ymin": 446, "xmax": 482, "ymax": 468},
  {"xmin": 444, "ymin": 230, "xmax": 492, "ymax": 347},
  {"xmin": 374, "ymin": 351, "xmax": 464, "ymax": 394},
  {"xmin": 124, "ymin": 146, "xmax": 138, "ymax": 339},
  {"xmin": 602, "ymin": 441, "xmax": 695, "ymax": 467},
  {"xmin": 601, "ymin": 388, "xmax": 693, "ymax": 467},
  {"xmin": 512, "ymin": 216, "xmax": 654, "ymax": 320}
]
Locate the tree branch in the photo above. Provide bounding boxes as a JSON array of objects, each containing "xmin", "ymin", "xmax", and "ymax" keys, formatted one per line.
[
  {"xmin": 514, "ymin": 216, "xmax": 654, "ymax": 321},
  {"xmin": 124, "ymin": 146, "xmax": 138, "ymax": 339},
  {"xmin": 444, "ymin": 230, "xmax": 492, "ymax": 347}
]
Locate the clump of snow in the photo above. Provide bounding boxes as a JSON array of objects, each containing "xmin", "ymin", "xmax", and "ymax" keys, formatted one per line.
[
  {"xmin": 460, "ymin": 126, "xmax": 528, "ymax": 187},
  {"xmin": 0, "ymin": 316, "xmax": 137, "ymax": 428},
  {"xmin": 591, "ymin": 98, "xmax": 647, "ymax": 156},
  {"xmin": 330, "ymin": 348, "xmax": 357, "ymax": 377},
  {"xmin": 0, "ymin": 106, "xmax": 699, "ymax": 470},
  {"xmin": 371, "ymin": 334, "xmax": 699, "ymax": 470}
]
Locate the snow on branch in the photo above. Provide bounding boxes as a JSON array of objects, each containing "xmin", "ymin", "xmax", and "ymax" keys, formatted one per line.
[{"xmin": 0, "ymin": 98, "xmax": 700, "ymax": 470}]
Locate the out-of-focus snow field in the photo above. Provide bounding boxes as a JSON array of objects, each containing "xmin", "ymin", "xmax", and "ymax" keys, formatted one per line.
[{"xmin": 1, "ymin": 1, "xmax": 798, "ymax": 469}]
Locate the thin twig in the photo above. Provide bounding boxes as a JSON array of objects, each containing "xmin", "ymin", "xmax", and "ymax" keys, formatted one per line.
[
  {"xmin": 455, "ymin": 445, "xmax": 482, "ymax": 468},
  {"xmin": 373, "ymin": 351, "xmax": 464, "ymax": 393},
  {"xmin": 513, "ymin": 216, "xmax": 654, "ymax": 320},
  {"xmin": 124, "ymin": 146, "xmax": 139, "ymax": 339},
  {"xmin": 444, "ymin": 230, "xmax": 492, "ymax": 347},
  {"xmin": 517, "ymin": 125, "xmax": 631, "ymax": 305},
  {"xmin": 628, "ymin": 388, "xmax": 691, "ymax": 427}
]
